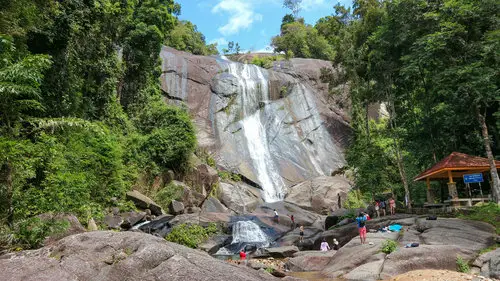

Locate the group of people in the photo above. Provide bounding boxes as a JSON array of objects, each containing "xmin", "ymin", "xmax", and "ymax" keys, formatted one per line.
[
  {"xmin": 273, "ymin": 210, "xmax": 305, "ymax": 242},
  {"xmin": 374, "ymin": 197, "xmax": 396, "ymax": 218}
]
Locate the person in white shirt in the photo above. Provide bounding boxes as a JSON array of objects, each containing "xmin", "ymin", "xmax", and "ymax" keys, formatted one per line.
[{"xmin": 320, "ymin": 238, "xmax": 330, "ymax": 251}]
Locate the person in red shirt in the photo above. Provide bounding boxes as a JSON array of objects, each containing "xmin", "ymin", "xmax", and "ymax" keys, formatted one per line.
[{"xmin": 239, "ymin": 250, "xmax": 247, "ymax": 265}]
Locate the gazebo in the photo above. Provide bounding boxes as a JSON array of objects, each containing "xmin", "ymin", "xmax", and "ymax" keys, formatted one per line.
[{"xmin": 414, "ymin": 152, "xmax": 499, "ymax": 206}]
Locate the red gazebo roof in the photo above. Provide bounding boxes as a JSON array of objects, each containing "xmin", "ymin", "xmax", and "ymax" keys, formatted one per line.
[{"xmin": 414, "ymin": 152, "xmax": 500, "ymax": 181}]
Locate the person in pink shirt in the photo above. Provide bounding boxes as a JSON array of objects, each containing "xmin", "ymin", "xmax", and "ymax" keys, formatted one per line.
[{"xmin": 389, "ymin": 197, "xmax": 396, "ymax": 215}]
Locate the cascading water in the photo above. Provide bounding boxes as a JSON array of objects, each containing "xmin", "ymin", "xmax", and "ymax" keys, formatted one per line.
[
  {"xmin": 225, "ymin": 62, "xmax": 285, "ymax": 202},
  {"xmin": 231, "ymin": 220, "xmax": 268, "ymax": 244},
  {"xmin": 215, "ymin": 220, "xmax": 269, "ymax": 256}
]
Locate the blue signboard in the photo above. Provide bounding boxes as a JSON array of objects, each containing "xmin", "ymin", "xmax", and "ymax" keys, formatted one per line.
[{"xmin": 463, "ymin": 173, "xmax": 484, "ymax": 183}]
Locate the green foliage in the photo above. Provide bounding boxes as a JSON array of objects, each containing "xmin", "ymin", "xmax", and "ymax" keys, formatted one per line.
[
  {"xmin": 458, "ymin": 203, "xmax": 500, "ymax": 234},
  {"xmin": 265, "ymin": 267, "xmax": 274, "ymax": 273},
  {"xmin": 154, "ymin": 182, "xmax": 184, "ymax": 210},
  {"xmin": 271, "ymin": 21, "xmax": 335, "ymax": 60},
  {"xmin": 0, "ymin": 36, "xmax": 52, "ymax": 135},
  {"xmin": 12, "ymin": 217, "xmax": 69, "ymax": 249},
  {"xmin": 344, "ymin": 190, "xmax": 367, "ymax": 209},
  {"xmin": 165, "ymin": 20, "xmax": 218, "ymax": 55},
  {"xmin": 250, "ymin": 55, "xmax": 284, "ymax": 69},
  {"xmin": 479, "ymin": 244, "xmax": 499, "ymax": 255},
  {"xmin": 165, "ymin": 223, "xmax": 218, "ymax": 248},
  {"xmin": 381, "ymin": 240, "xmax": 398, "ymax": 254},
  {"xmin": 283, "ymin": 0, "xmax": 302, "ymax": 18},
  {"xmin": 0, "ymin": 0, "xmax": 201, "ymax": 247},
  {"xmin": 12, "ymin": 125, "xmax": 127, "ymax": 221},
  {"xmin": 140, "ymin": 105, "xmax": 196, "ymax": 172},
  {"xmin": 456, "ymin": 255, "xmax": 470, "ymax": 273},
  {"xmin": 218, "ymin": 171, "xmax": 242, "ymax": 182}
]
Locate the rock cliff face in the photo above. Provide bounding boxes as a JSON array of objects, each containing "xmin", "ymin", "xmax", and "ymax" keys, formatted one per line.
[
  {"xmin": 0, "ymin": 231, "xmax": 277, "ymax": 281},
  {"xmin": 160, "ymin": 47, "xmax": 351, "ymax": 201}
]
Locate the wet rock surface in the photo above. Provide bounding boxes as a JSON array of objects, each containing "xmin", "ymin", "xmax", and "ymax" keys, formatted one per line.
[
  {"xmin": 160, "ymin": 46, "xmax": 351, "ymax": 193},
  {"xmin": 0, "ymin": 231, "xmax": 278, "ymax": 281}
]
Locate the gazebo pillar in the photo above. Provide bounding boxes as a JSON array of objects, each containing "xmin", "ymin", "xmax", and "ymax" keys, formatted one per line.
[
  {"xmin": 426, "ymin": 177, "xmax": 434, "ymax": 203},
  {"xmin": 447, "ymin": 170, "xmax": 459, "ymax": 206}
]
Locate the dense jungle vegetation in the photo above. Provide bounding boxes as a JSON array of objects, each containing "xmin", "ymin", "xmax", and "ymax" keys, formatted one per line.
[
  {"xmin": 0, "ymin": 0, "xmax": 219, "ymax": 246},
  {"xmin": 274, "ymin": 0, "xmax": 499, "ymax": 206}
]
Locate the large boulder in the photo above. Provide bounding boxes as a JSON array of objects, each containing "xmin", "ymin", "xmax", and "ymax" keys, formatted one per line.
[
  {"xmin": 201, "ymin": 197, "xmax": 229, "ymax": 213},
  {"xmin": 183, "ymin": 163, "xmax": 219, "ymax": 196},
  {"xmin": 379, "ymin": 218, "xmax": 497, "ymax": 280},
  {"xmin": 319, "ymin": 217, "xmax": 497, "ymax": 281},
  {"xmin": 39, "ymin": 214, "xmax": 85, "ymax": 246},
  {"xmin": 0, "ymin": 231, "xmax": 277, "ymax": 281},
  {"xmin": 286, "ymin": 250, "xmax": 337, "ymax": 272},
  {"xmin": 126, "ymin": 190, "xmax": 164, "ymax": 216},
  {"xmin": 119, "ymin": 211, "xmax": 146, "ymax": 230},
  {"xmin": 262, "ymin": 246, "xmax": 300, "ymax": 258},
  {"xmin": 198, "ymin": 234, "xmax": 232, "ymax": 255},
  {"xmin": 218, "ymin": 182, "xmax": 263, "ymax": 214},
  {"xmin": 138, "ymin": 214, "xmax": 174, "ymax": 238},
  {"xmin": 172, "ymin": 180, "xmax": 204, "ymax": 208},
  {"xmin": 169, "ymin": 200, "xmax": 185, "ymax": 215},
  {"xmin": 322, "ymin": 232, "xmax": 399, "ymax": 280},
  {"xmin": 285, "ymin": 176, "xmax": 351, "ymax": 215}
]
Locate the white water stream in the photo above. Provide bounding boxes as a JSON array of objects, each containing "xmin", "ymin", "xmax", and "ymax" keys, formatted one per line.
[
  {"xmin": 226, "ymin": 62, "xmax": 285, "ymax": 202},
  {"xmin": 231, "ymin": 220, "xmax": 268, "ymax": 244}
]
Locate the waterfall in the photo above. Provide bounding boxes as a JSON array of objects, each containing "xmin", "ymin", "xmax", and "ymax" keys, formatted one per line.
[
  {"xmin": 225, "ymin": 62, "xmax": 285, "ymax": 202},
  {"xmin": 231, "ymin": 220, "xmax": 268, "ymax": 244}
]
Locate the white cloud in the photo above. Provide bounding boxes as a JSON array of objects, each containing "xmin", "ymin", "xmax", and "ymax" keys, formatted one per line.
[
  {"xmin": 301, "ymin": 0, "xmax": 328, "ymax": 11},
  {"xmin": 212, "ymin": 0, "xmax": 263, "ymax": 36},
  {"xmin": 209, "ymin": 37, "xmax": 228, "ymax": 46}
]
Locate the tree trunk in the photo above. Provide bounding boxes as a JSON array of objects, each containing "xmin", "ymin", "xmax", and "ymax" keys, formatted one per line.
[
  {"xmin": 388, "ymin": 101, "xmax": 412, "ymax": 211},
  {"xmin": 476, "ymin": 107, "xmax": 500, "ymax": 204},
  {"xmin": 365, "ymin": 103, "xmax": 370, "ymax": 141}
]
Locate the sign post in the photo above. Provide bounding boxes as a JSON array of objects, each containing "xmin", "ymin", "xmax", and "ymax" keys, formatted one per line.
[{"xmin": 463, "ymin": 173, "xmax": 484, "ymax": 201}]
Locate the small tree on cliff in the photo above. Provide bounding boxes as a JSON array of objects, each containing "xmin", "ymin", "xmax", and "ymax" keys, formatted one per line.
[{"xmin": 283, "ymin": 0, "xmax": 302, "ymax": 19}]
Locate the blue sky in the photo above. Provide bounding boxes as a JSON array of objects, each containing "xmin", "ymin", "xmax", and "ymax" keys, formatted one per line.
[{"xmin": 176, "ymin": 0, "xmax": 352, "ymax": 53}]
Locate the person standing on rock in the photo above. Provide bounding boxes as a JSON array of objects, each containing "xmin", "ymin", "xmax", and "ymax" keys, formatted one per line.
[
  {"xmin": 320, "ymin": 238, "xmax": 330, "ymax": 251},
  {"xmin": 356, "ymin": 212, "xmax": 367, "ymax": 244},
  {"xmin": 333, "ymin": 238, "xmax": 339, "ymax": 250},
  {"xmin": 273, "ymin": 209, "xmax": 279, "ymax": 223},
  {"xmin": 374, "ymin": 200, "xmax": 380, "ymax": 218},
  {"xmin": 299, "ymin": 225, "xmax": 304, "ymax": 243},
  {"xmin": 379, "ymin": 200, "xmax": 386, "ymax": 216},
  {"xmin": 389, "ymin": 197, "xmax": 396, "ymax": 215},
  {"xmin": 290, "ymin": 214, "xmax": 295, "ymax": 229}
]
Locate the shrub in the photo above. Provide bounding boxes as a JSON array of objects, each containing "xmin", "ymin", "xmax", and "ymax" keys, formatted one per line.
[
  {"xmin": 250, "ymin": 55, "xmax": 284, "ymax": 69},
  {"xmin": 166, "ymin": 223, "xmax": 218, "ymax": 248},
  {"xmin": 381, "ymin": 240, "xmax": 398, "ymax": 254},
  {"xmin": 456, "ymin": 255, "xmax": 470, "ymax": 273},
  {"xmin": 218, "ymin": 171, "xmax": 241, "ymax": 182},
  {"xmin": 457, "ymin": 203, "xmax": 500, "ymax": 234},
  {"xmin": 12, "ymin": 217, "xmax": 69, "ymax": 249},
  {"xmin": 344, "ymin": 190, "xmax": 366, "ymax": 209},
  {"xmin": 155, "ymin": 182, "xmax": 184, "ymax": 210}
]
